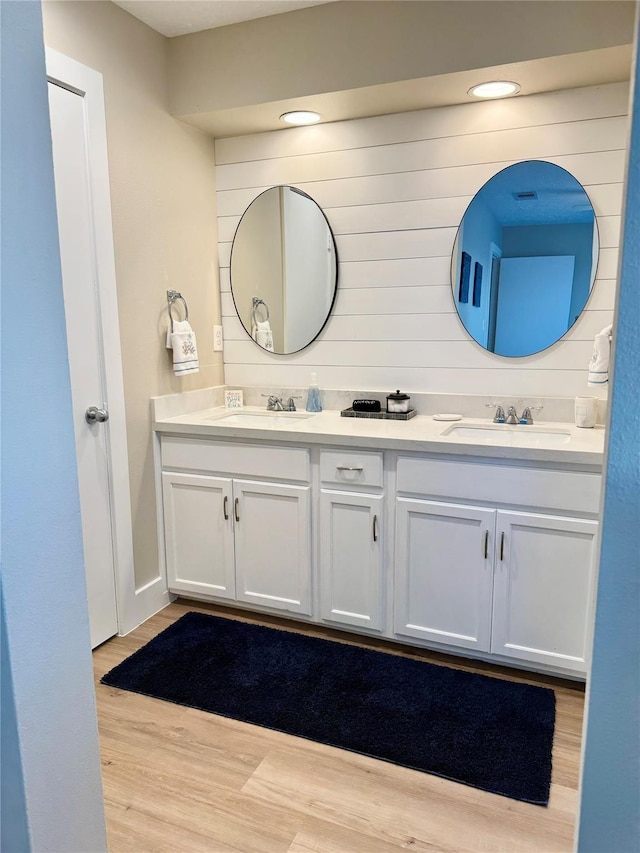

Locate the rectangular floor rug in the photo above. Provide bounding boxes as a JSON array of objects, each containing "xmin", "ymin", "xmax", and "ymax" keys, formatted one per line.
[{"xmin": 101, "ymin": 611, "xmax": 555, "ymax": 805}]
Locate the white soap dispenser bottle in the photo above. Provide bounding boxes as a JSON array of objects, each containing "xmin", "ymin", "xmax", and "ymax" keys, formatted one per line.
[{"xmin": 305, "ymin": 372, "xmax": 323, "ymax": 412}]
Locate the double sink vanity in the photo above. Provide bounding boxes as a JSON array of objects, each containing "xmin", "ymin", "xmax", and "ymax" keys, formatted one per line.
[
  {"xmin": 150, "ymin": 156, "xmax": 609, "ymax": 680},
  {"xmin": 153, "ymin": 393, "xmax": 604, "ymax": 680}
]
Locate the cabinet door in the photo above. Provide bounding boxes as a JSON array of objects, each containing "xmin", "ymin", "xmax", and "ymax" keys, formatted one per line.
[
  {"xmin": 234, "ymin": 480, "xmax": 311, "ymax": 615},
  {"xmin": 162, "ymin": 472, "xmax": 235, "ymax": 599},
  {"xmin": 394, "ymin": 498, "xmax": 495, "ymax": 652},
  {"xmin": 491, "ymin": 511, "xmax": 598, "ymax": 673},
  {"xmin": 320, "ymin": 490, "xmax": 383, "ymax": 631}
]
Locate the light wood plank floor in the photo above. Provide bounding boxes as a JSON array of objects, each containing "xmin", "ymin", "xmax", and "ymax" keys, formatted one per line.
[{"xmin": 93, "ymin": 600, "xmax": 585, "ymax": 853}]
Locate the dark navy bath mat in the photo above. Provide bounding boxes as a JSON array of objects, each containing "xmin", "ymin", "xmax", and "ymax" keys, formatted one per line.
[{"xmin": 101, "ymin": 611, "xmax": 555, "ymax": 804}]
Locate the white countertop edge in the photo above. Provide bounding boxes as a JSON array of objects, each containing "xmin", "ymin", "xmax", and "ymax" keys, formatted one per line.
[{"xmin": 153, "ymin": 407, "xmax": 605, "ymax": 468}]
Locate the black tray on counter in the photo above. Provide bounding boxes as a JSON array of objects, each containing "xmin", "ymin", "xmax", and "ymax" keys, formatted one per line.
[{"xmin": 340, "ymin": 407, "xmax": 417, "ymax": 421}]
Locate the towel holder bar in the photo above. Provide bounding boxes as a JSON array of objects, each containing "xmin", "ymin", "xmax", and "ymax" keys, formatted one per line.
[
  {"xmin": 167, "ymin": 289, "xmax": 189, "ymax": 332},
  {"xmin": 252, "ymin": 297, "xmax": 269, "ymax": 324}
]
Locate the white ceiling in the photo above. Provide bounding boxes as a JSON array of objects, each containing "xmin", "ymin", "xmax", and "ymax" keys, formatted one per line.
[{"xmin": 111, "ymin": 0, "xmax": 337, "ymax": 37}]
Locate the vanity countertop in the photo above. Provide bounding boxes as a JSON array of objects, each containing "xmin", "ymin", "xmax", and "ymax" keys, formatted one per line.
[{"xmin": 154, "ymin": 407, "xmax": 605, "ymax": 467}]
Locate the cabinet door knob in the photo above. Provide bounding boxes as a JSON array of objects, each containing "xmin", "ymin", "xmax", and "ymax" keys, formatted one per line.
[
  {"xmin": 373, "ymin": 514, "xmax": 378, "ymax": 542},
  {"xmin": 483, "ymin": 529, "xmax": 489, "ymax": 559},
  {"xmin": 500, "ymin": 532, "xmax": 505, "ymax": 561},
  {"xmin": 223, "ymin": 495, "xmax": 229, "ymax": 520},
  {"xmin": 234, "ymin": 497, "xmax": 240, "ymax": 523}
]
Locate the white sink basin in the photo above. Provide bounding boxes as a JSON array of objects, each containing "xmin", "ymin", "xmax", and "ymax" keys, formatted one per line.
[
  {"xmin": 205, "ymin": 410, "xmax": 316, "ymax": 427},
  {"xmin": 442, "ymin": 423, "xmax": 571, "ymax": 447}
]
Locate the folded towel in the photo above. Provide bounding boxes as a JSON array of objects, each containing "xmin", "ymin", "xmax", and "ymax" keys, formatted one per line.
[
  {"xmin": 252, "ymin": 319, "xmax": 274, "ymax": 352},
  {"xmin": 169, "ymin": 319, "xmax": 199, "ymax": 375},
  {"xmin": 587, "ymin": 323, "xmax": 613, "ymax": 386}
]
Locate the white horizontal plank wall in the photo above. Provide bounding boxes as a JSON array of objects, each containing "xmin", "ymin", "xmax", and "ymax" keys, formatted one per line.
[{"xmin": 215, "ymin": 83, "xmax": 628, "ymax": 397}]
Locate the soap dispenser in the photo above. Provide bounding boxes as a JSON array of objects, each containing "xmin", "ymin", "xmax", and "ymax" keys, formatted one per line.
[{"xmin": 305, "ymin": 372, "xmax": 323, "ymax": 412}]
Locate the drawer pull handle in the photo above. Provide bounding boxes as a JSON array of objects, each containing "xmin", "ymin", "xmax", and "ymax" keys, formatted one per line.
[
  {"xmin": 373, "ymin": 514, "xmax": 378, "ymax": 542},
  {"xmin": 234, "ymin": 498, "xmax": 240, "ymax": 523},
  {"xmin": 223, "ymin": 495, "xmax": 229, "ymax": 521},
  {"xmin": 336, "ymin": 466, "xmax": 363, "ymax": 472},
  {"xmin": 500, "ymin": 532, "xmax": 505, "ymax": 561},
  {"xmin": 483, "ymin": 530, "xmax": 488, "ymax": 559}
]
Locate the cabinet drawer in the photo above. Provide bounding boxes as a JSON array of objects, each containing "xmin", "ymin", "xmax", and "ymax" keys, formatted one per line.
[
  {"xmin": 396, "ymin": 456, "xmax": 601, "ymax": 515},
  {"xmin": 320, "ymin": 449, "xmax": 383, "ymax": 488},
  {"xmin": 161, "ymin": 435, "xmax": 310, "ymax": 482}
]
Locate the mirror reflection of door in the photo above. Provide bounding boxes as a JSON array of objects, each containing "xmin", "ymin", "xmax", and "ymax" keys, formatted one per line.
[
  {"xmin": 495, "ymin": 255, "xmax": 574, "ymax": 356},
  {"xmin": 230, "ymin": 186, "xmax": 338, "ymax": 354},
  {"xmin": 452, "ymin": 161, "xmax": 599, "ymax": 357}
]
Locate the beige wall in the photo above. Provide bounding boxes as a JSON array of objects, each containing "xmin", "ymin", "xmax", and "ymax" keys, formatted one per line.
[
  {"xmin": 168, "ymin": 0, "xmax": 636, "ymax": 117},
  {"xmin": 43, "ymin": 1, "xmax": 223, "ymax": 589}
]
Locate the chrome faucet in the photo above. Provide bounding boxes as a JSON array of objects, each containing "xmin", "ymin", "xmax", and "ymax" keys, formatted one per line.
[
  {"xmin": 284, "ymin": 396, "xmax": 301, "ymax": 411},
  {"xmin": 486, "ymin": 403, "xmax": 505, "ymax": 423},
  {"xmin": 266, "ymin": 395, "xmax": 284, "ymax": 411},
  {"xmin": 520, "ymin": 407, "xmax": 534, "ymax": 425},
  {"xmin": 518, "ymin": 405, "xmax": 543, "ymax": 425},
  {"xmin": 486, "ymin": 401, "xmax": 543, "ymax": 425},
  {"xmin": 505, "ymin": 406, "xmax": 519, "ymax": 425}
]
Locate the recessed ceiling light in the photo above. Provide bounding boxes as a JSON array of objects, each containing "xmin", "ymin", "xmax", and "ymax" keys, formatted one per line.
[
  {"xmin": 468, "ymin": 81, "xmax": 521, "ymax": 99},
  {"xmin": 280, "ymin": 110, "xmax": 322, "ymax": 125}
]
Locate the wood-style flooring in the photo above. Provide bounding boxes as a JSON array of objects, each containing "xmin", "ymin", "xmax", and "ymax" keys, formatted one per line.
[{"xmin": 93, "ymin": 600, "xmax": 585, "ymax": 853}]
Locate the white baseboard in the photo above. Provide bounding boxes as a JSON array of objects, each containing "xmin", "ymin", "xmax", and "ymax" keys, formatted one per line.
[{"xmin": 118, "ymin": 577, "xmax": 175, "ymax": 636}]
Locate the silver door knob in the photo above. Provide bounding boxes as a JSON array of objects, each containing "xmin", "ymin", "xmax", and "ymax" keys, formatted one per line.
[{"xmin": 85, "ymin": 406, "xmax": 109, "ymax": 424}]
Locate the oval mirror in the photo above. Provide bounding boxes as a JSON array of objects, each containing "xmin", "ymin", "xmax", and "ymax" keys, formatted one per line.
[
  {"xmin": 230, "ymin": 186, "xmax": 338, "ymax": 354},
  {"xmin": 451, "ymin": 160, "xmax": 598, "ymax": 357}
]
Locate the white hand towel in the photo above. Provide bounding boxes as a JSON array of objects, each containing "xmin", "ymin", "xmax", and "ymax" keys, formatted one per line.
[
  {"xmin": 169, "ymin": 319, "xmax": 199, "ymax": 375},
  {"xmin": 587, "ymin": 323, "xmax": 613, "ymax": 386},
  {"xmin": 252, "ymin": 319, "xmax": 274, "ymax": 352}
]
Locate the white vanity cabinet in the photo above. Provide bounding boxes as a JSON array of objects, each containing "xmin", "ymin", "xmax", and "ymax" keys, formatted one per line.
[
  {"xmin": 160, "ymin": 436, "xmax": 312, "ymax": 615},
  {"xmin": 394, "ymin": 456, "xmax": 601, "ymax": 675},
  {"xmin": 394, "ymin": 499, "xmax": 495, "ymax": 652},
  {"xmin": 491, "ymin": 510, "xmax": 598, "ymax": 670},
  {"xmin": 155, "ymin": 418, "xmax": 602, "ymax": 679},
  {"xmin": 233, "ymin": 478, "xmax": 311, "ymax": 613},
  {"xmin": 162, "ymin": 471, "xmax": 236, "ymax": 600},
  {"xmin": 318, "ymin": 450, "xmax": 384, "ymax": 632}
]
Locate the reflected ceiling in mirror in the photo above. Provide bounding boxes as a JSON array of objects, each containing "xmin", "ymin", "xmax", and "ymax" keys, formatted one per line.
[
  {"xmin": 230, "ymin": 186, "xmax": 338, "ymax": 354},
  {"xmin": 451, "ymin": 160, "xmax": 599, "ymax": 358}
]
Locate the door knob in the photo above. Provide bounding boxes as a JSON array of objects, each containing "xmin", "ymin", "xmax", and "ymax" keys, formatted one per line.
[{"xmin": 85, "ymin": 406, "xmax": 109, "ymax": 424}]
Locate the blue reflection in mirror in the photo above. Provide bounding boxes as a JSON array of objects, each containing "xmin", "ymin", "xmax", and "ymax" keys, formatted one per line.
[{"xmin": 451, "ymin": 161, "xmax": 598, "ymax": 357}]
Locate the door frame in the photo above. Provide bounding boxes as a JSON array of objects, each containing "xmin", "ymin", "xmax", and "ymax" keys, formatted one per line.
[{"xmin": 46, "ymin": 48, "xmax": 138, "ymax": 637}]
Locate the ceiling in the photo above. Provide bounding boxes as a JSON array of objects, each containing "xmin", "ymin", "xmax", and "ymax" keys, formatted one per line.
[
  {"xmin": 178, "ymin": 45, "xmax": 632, "ymax": 138},
  {"xmin": 111, "ymin": 0, "xmax": 337, "ymax": 37}
]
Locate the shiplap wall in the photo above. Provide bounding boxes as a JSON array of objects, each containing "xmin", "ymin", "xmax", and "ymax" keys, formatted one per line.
[{"xmin": 215, "ymin": 83, "xmax": 628, "ymax": 397}]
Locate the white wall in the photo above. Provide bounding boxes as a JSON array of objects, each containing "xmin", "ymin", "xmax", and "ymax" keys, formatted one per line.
[{"xmin": 216, "ymin": 83, "xmax": 627, "ymax": 398}]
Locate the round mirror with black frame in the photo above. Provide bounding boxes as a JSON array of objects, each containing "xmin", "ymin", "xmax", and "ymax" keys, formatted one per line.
[
  {"xmin": 230, "ymin": 186, "xmax": 338, "ymax": 355},
  {"xmin": 451, "ymin": 160, "xmax": 599, "ymax": 358}
]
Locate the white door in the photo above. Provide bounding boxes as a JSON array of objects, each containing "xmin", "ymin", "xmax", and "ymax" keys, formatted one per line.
[
  {"xmin": 234, "ymin": 480, "xmax": 312, "ymax": 614},
  {"xmin": 320, "ymin": 490, "xmax": 383, "ymax": 631},
  {"xmin": 394, "ymin": 498, "xmax": 495, "ymax": 652},
  {"xmin": 162, "ymin": 472, "xmax": 236, "ymax": 599},
  {"xmin": 47, "ymin": 80, "xmax": 119, "ymax": 648},
  {"xmin": 491, "ymin": 510, "xmax": 598, "ymax": 673}
]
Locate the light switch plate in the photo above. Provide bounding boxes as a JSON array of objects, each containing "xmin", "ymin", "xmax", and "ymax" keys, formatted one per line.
[{"xmin": 213, "ymin": 325, "xmax": 223, "ymax": 351}]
